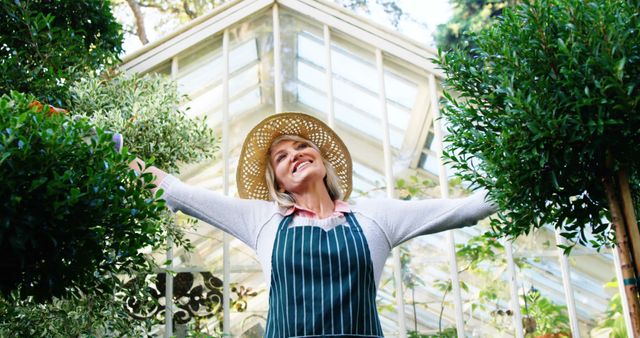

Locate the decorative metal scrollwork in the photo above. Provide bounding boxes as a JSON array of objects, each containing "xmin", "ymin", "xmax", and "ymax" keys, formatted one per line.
[{"xmin": 122, "ymin": 271, "xmax": 257, "ymax": 326}]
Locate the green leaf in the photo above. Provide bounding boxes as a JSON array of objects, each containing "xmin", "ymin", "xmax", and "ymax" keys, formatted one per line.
[{"xmin": 615, "ymin": 57, "xmax": 626, "ymax": 80}]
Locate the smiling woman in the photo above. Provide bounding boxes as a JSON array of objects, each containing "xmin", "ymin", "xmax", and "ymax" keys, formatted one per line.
[{"xmin": 131, "ymin": 112, "xmax": 496, "ymax": 337}]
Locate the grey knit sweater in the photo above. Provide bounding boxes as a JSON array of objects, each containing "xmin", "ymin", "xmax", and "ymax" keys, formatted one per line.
[{"xmin": 160, "ymin": 175, "xmax": 496, "ymax": 288}]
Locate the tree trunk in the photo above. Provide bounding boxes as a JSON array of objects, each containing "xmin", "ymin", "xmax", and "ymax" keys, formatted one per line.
[
  {"xmin": 602, "ymin": 169, "xmax": 640, "ymax": 337},
  {"xmin": 618, "ymin": 169, "xmax": 640, "ymax": 279},
  {"xmin": 126, "ymin": 0, "xmax": 149, "ymax": 45}
]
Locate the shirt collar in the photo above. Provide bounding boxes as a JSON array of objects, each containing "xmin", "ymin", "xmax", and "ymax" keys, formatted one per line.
[{"xmin": 284, "ymin": 200, "xmax": 350, "ymax": 218}]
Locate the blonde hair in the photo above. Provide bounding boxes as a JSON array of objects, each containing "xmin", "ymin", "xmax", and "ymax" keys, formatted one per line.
[{"xmin": 265, "ymin": 135, "xmax": 343, "ymax": 208}]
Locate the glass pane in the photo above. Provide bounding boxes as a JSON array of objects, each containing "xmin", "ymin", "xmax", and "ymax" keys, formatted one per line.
[
  {"xmin": 297, "ymin": 83, "xmax": 326, "ymax": 114},
  {"xmin": 418, "ymin": 152, "xmax": 439, "ymax": 175},
  {"xmin": 335, "ymin": 101, "xmax": 382, "ymax": 141},
  {"xmin": 297, "ymin": 59, "xmax": 325, "ymax": 91},
  {"xmin": 184, "ymin": 84, "xmax": 222, "ymax": 119},
  {"xmin": 230, "ymin": 63, "xmax": 260, "ymax": 98},
  {"xmin": 229, "ymin": 38, "xmax": 258, "ymax": 74},
  {"xmin": 399, "ymin": 248, "xmax": 457, "ymax": 335},
  {"xmin": 297, "ymin": 31, "xmax": 325, "ymax": 68},
  {"xmin": 351, "ymin": 161, "xmax": 385, "ymax": 198},
  {"xmin": 331, "ymin": 43, "xmax": 377, "ymax": 93},
  {"xmin": 175, "ymin": 37, "xmax": 222, "ymax": 95},
  {"xmin": 564, "ymin": 245, "xmax": 615, "ymax": 336},
  {"xmin": 385, "ymin": 70, "xmax": 418, "ymax": 109}
]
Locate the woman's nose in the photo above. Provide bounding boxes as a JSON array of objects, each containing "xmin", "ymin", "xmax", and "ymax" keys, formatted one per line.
[{"xmin": 290, "ymin": 151, "xmax": 303, "ymax": 162}]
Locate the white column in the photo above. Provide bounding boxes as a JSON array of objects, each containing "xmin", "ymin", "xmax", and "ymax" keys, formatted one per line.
[
  {"xmin": 221, "ymin": 29, "xmax": 231, "ymax": 334},
  {"xmin": 163, "ymin": 57, "xmax": 180, "ymax": 338},
  {"xmin": 429, "ymin": 74, "xmax": 465, "ymax": 337},
  {"xmin": 554, "ymin": 232, "xmax": 580, "ymax": 337},
  {"xmin": 164, "ymin": 235, "xmax": 174, "ymax": 338},
  {"xmin": 613, "ymin": 247, "xmax": 634, "ymax": 337},
  {"xmin": 376, "ymin": 48, "xmax": 407, "ymax": 337},
  {"xmin": 324, "ymin": 25, "xmax": 335, "ymax": 128},
  {"xmin": 272, "ymin": 3, "xmax": 282, "ymax": 113},
  {"xmin": 504, "ymin": 241, "xmax": 524, "ymax": 338}
]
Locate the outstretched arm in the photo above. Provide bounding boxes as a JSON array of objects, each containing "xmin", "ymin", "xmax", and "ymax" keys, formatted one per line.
[
  {"xmin": 356, "ymin": 191, "xmax": 497, "ymax": 247},
  {"xmin": 127, "ymin": 157, "xmax": 275, "ymax": 249}
]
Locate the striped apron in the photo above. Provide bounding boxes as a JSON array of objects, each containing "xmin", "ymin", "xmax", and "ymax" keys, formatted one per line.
[{"xmin": 265, "ymin": 212, "xmax": 384, "ymax": 337}]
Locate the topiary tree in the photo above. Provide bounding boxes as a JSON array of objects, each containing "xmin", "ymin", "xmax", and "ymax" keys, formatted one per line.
[
  {"xmin": 67, "ymin": 72, "xmax": 218, "ymax": 172},
  {"xmin": 0, "ymin": 91, "xmax": 165, "ymax": 300},
  {"xmin": 436, "ymin": 0, "xmax": 640, "ymax": 333},
  {"xmin": 0, "ymin": 0, "xmax": 123, "ymax": 106}
]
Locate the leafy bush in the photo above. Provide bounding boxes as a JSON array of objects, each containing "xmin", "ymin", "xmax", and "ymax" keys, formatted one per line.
[
  {"xmin": 0, "ymin": 91, "xmax": 165, "ymax": 300},
  {"xmin": 0, "ymin": 287, "xmax": 155, "ymax": 337},
  {"xmin": 68, "ymin": 72, "xmax": 218, "ymax": 172},
  {"xmin": 521, "ymin": 288, "xmax": 570, "ymax": 336},
  {"xmin": 0, "ymin": 0, "xmax": 122, "ymax": 106},
  {"xmin": 436, "ymin": 0, "xmax": 640, "ymax": 248},
  {"xmin": 595, "ymin": 281, "xmax": 627, "ymax": 338}
]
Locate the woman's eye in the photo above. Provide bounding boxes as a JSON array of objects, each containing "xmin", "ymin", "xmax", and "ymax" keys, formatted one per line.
[
  {"xmin": 276, "ymin": 154, "xmax": 286, "ymax": 162},
  {"xmin": 297, "ymin": 143, "xmax": 308, "ymax": 149}
]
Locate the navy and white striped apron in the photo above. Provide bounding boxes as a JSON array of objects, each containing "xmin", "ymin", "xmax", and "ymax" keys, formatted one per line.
[{"xmin": 265, "ymin": 212, "xmax": 384, "ymax": 337}]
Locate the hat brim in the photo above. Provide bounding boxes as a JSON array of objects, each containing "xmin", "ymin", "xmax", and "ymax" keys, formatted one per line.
[{"xmin": 237, "ymin": 112, "xmax": 352, "ymax": 201}]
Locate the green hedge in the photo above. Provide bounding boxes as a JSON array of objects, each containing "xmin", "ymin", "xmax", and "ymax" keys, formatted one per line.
[{"xmin": 0, "ymin": 91, "xmax": 165, "ymax": 300}]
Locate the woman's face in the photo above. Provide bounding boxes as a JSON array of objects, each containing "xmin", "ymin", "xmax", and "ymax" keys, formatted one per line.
[{"xmin": 269, "ymin": 139, "xmax": 327, "ymax": 194}]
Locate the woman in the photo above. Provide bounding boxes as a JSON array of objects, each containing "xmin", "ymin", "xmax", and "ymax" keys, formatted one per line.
[{"xmin": 133, "ymin": 112, "xmax": 496, "ymax": 337}]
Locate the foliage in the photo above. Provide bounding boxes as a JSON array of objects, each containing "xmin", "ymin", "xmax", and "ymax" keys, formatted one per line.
[
  {"xmin": 434, "ymin": 0, "xmax": 516, "ymax": 52},
  {"xmin": 115, "ymin": 0, "xmax": 409, "ymax": 49},
  {"xmin": 456, "ymin": 233, "xmax": 506, "ymax": 271},
  {"xmin": 0, "ymin": 91, "xmax": 166, "ymax": 300},
  {"xmin": 68, "ymin": 72, "xmax": 218, "ymax": 172},
  {"xmin": 595, "ymin": 281, "xmax": 627, "ymax": 338},
  {"xmin": 0, "ymin": 287, "xmax": 155, "ymax": 337},
  {"xmin": 436, "ymin": 0, "xmax": 640, "ymax": 250},
  {"xmin": 408, "ymin": 327, "xmax": 457, "ymax": 338},
  {"xmin": 395, "ymin": 175, "xmax": 437, "ymax": 200},
  {"xmin": 336, "ymin": 0, "xmax": 405, "ymax": 26},
  {"xmin": 113, "ymin": 0, "xmax": 228, "ymax": 45},
  {"xmin": 521, "ymin": 288, "xmax": 570, "ymax": 336},
  {"xmin": 0, "ymin": 0, "xmax": 123, "ymax": 106},
  {"xmin": 119, "ymin": 0, "xmax": 227, "ymax": 23},
  {"xmin": 392, "ymin": 173, "xmax": 494, "ymax": 335}
]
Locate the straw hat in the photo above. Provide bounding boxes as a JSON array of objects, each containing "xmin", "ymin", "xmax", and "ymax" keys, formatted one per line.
[{"xmin": 237, "ymin": 112, "xmax": 352, "ymax": 201}]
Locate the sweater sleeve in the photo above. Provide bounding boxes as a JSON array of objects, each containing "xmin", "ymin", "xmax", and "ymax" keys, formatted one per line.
[
  {"xmin": 159, "ymin": 175, "xmax": 277, "ymax": 249},
  {"xmin": 354, "ymin": 190, "xmax": 497, "ymax": 247}
]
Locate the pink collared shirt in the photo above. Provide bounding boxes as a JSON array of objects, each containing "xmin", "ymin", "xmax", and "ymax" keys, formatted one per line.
[{"xmin": 284, "ymin": 200, "xmax": 351, "ymax": 219}]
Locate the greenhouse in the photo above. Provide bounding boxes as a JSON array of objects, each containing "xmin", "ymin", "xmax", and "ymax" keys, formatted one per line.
[
  {"xmin": 117, "ymin": 0, "xmax": 630, "ymax": 337},
  {"xmin": 0, "ymin": 0, "xmax": 640, "ymax": 338}
]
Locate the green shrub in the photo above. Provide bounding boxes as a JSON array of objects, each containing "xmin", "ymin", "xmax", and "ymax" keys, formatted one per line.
[
  {"xmin": 436, "ymin": 0, "xmax": 640, "ymax": 248},
  {"xmin": 0, "ymin": 0, "xmax": 122, "ymax": 106},
  {"xmin": 0, "ymin": 287, "xmax": 155, "ymax": 337},
  {"xmin": 68, "ymin": 72, "xmax": 218, "ymax": 172},
  {"xmin": 0, "ymin": 91, "xmax": 165, "ymax": 300}
]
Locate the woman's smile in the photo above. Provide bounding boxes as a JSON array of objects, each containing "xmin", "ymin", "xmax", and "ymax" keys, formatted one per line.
[
  {"xmin": 270, "ymin": 139, "xmax": 326, "ymax": 193},
  {"xmin": 293, "ymin": 160, "xmax": 312, "ymax": 174}
]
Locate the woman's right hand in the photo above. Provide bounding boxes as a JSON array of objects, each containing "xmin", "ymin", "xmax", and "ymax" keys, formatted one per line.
[{"xmin": 129, "ymin": 157, "xmax": 167, "ymax": 193}]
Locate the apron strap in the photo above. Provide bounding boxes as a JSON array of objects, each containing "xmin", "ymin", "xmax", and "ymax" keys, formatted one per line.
[{"xmin": 344, "ymin": 212, "xmax": 363, "ymax": 232}]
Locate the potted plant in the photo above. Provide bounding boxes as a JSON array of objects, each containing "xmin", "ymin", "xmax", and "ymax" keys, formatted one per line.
[{"xmin": 521, "ymin": 288, "xmax": 570, "ymax": 338}]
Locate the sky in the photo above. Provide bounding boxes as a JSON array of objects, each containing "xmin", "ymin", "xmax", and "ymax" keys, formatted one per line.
[
  {"xmin": 118, "ymin": 0, "xmax": 453, "ymax": 56},
  {"xmin": 358, "ymin": 0, "xmax": 453, "ymax": 46}
]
